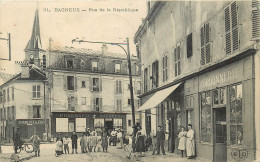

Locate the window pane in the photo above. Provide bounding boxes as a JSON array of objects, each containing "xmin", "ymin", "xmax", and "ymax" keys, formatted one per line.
[
  {"xmin": 230, "ymin": 86, "xmax": 236, "ymax": 124},
  {"xmin": 200, "ymin": 92, "xmax": 211, "ymax": 142},
  {"xmin": 220, "ymin": 88, "xmax": 226, "ymax": 104},
  {"xmin": 236, "ymin": 85, "xmax": 242, "ymax": 123},
  {"xmin": 33, "ymin": 86, "xmax": 36, "ymax": 92},
  {"xmin": 37, "ymin": 85, "xmax": 40, "ymax": 91},
  {"xmin": 213, "ymin": 90, "xmax": 219, "ymax": 105}
]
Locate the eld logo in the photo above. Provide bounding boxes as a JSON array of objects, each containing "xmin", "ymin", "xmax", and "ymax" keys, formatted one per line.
[{"xmin": 231, "ymin": 149, "xmax": 248, "ymax": 160}]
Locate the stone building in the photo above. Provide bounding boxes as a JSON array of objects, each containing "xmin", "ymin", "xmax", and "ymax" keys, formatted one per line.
[{"xmin": 134, "ymin": 1, "xmax": 260, "ymax": 161}]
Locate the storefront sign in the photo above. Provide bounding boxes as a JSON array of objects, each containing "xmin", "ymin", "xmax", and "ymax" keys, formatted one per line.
[
  {"xmin": 17, "ymin": 120, "xmax": 45, "ymax": 125},
  {"xmin": 53, "ymin": 113, "xmax": 125, "ymax": 119}
]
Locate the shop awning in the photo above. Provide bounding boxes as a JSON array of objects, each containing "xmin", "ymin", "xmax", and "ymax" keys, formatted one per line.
[{"xmin": 137, "ymin": 83, "xmax": 182, "ymax": 112}]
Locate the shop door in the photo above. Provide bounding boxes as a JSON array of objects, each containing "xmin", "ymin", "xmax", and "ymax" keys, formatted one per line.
[
  {"xmin": 213, "ymin": 107, "xmax": 227, "ymax": 162},
  {"xmin": 168, "ymin": 118, "xmax": 175, "ymax": 153},
  {"xmin": 105, "ymin": 121, "xmax": 113, "ymax": 131}
]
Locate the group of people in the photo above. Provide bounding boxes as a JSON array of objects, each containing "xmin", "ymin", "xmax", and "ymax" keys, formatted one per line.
[{"xmin": 109, "ymin": 128, "xmax": 124, "ymax": 148}]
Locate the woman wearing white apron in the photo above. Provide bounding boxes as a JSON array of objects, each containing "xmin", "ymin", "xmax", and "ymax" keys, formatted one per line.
[
  {"xmin": 178, "ymin": 126, "xmax": 187, "ymax": 158},
  {"xmin": 186, "ymin": 124, "xmax": 195, "ymax": 159}
]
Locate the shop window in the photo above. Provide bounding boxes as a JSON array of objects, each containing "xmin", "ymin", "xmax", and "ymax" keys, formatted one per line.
[
  {"xmin": 92, "ymin": 61, "xmax": 98, "ymax": 71},
  {"xmin": 94, "ymin": 118, "xmax": 104, "ymax": 130},
  {"xmin": 68, "ymin": 119, "xmax": 75, "ymax": 132},
  {"xmin": 33, "ymin": 106, "xmax": 41, "ymax": 118},
  {"xmin": 113, "ymin": 118, "xmax": 123, "ymax": 129},
  {"xmin": 116, "ymin": 99, "xmax": 122, "ymax": 112},
  {"xmin": 81, "ymin": 81, "xmax": 86, "ymax": 88},
  {"xmin": 115, "ymin": 80, "xmax": 122, "ymax": 93},
  {"xmin": 224, "ymin": 1, "xmax": 239, "ymax": 54},
  {"xmin": 200, "ymin": 91, "xmax": 212, "ymax": 143},
  {"xmin": 144, "ymin": 68, "xmax": 148, "ymax": 92},
  {"xmin": 162, "ymin": 55, "xmax": 168, "ymax": 82},
  {"xmin": 76, "ymin": 118, "xmax": 86, "ymax": 132},
  {"xmin": 201, "ymin": 22, "xmax": 211, "ymax": 65},
  {"xmin": 115, "ymin": 63, "xmax": 121, "ymax": 73},
  {"xmin": 92, "ymin": 98, "xmax": 102, "ymax": 112},
  {"xmin": 187, "ymin": 33, "xmax": 193, "ymax": 58},
  {"xmin": 56, "ymin": 118, "xmax": 68, "ymax": 132},
  {"xmin": 174, "ymin": 46, "xmax": 181, "ymax": 77},
  {"xmin": 213, "ymin": 88, "xmax": 227, "ymax": 107},
  {"xmin": 229, "ymin": 84, "xmax": 243, "ymax": 145},
  {"xmin": 67, "ymin": 76, "xmax": 75, "ymax": 90},
  {"xmin": 33, "ymin": 85, "xmax": 41, "ymax": 98},
  {"xmin": 12, "ymin": 87, "xmax": 14, "ymax": 100},
  {"xmin": 81, "ymin": 97, "xmax": 86, "ymax": 105}
]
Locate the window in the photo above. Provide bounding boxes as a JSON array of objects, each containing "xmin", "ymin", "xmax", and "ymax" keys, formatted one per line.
[
  {"xmin": 94, "ymin": 118, "xmax": 104, "ymax": 129},
  {"xmin": 81, "ymin": 81, "xmax": 86, "ymax": 88},
  {"xmin": 7, "ymin": 107, "xmax": 10, "ymax": 120},
  {"xmin": 128, "ymin": 120, "xmax": 132, "ymax": 126},
  {"xmin": 68, "ymin": 119, "xmax": 75, "ymax": 132},
  {"xmin": 43, "ymin": 55, "xmax": 46, "ymax": 70},
  {"xmin": 80, "ymin": 58, "xmax": 85, "ymax": 69},
  {"xmin": 200, "ymin": 91, "xmax": 211, "ymax": 143},
  {"xmin": 68, "ymin": 96, "xmax": 76, "ymax": 111},
  {"xmin": 128, "ymin": 99, "xmax": 131, "ymax": 106},
  {"xmin": 93, "ymin": 98, "xmax": 102, "ymax": 112},
  {"xmin": 136, "ymin": 81, "xmax": 141, "ymax": 94},
  {"xmin": 12, "ymin": 87, "xmax": 14, "ymax": 100},
  {"xmin": 152, "ymin": 61, "xmax": 159, "ymax": 88},
  {"xmin": 115, "ymin": 80, "xmax": 122, "ymax": 93},
  {"xmin": 12, "ymin": 106, "xmax": 14, "ymax": 119},
  {"xmin": 187, "ymin": 110, "xmax": 192, "ymax": 125},
  {"xmin": 3, "ymin": 90, "xmax": 5, "ymax": 103},
  {"xmin": 174, "ymin": 46, "xmax": 181, "ymax": 76},
  {"xmin": 93, "ymin": 78, "xmax": 100, "ymax": 92},
  {"xmin": 144, "ymin": 68, "xmax": 148, "ymax": 92},
  {"xmin": 7, "ymin": 88, "xmax": 9, "ymax": 101},
  {"xmin": 33, "ymin": 85, "xmax": 41, "ymax": 98},
  {"xmin": 81, "ymin": 97, "xmax": 86, "ymax": 105},
  {"xmin": 56, "ymin": 118, "xmax": 68, "ymax": 132},
  {"xmin": 67, "ymin": 60, "xmax": 73, "ymax": 68},
  {"xmin": 162, "ymin": 55, "xmax": 168, "ymax": 82},
  {"xmin": 67, "ymin": 76, "xmax": 75, "ymax": 90},
  {"xmin": 201, "ymin": 22, "xmax": 211, "ymax": 65},
  {"xmin": 115, "ymin": 63, "xmax": 121, "ymax": 73},
  {"xmin": 3, "ymin": 108, "xmax": 6, "ymax": 120},
  {"xmin": 113, "ymin": 118, "xmax": 123, "ymax": 129},
  {"xmin": 76, "ymin": 118, "xmax": 86, "ymax": 132},
  {"xmin": 33, "ymin": 106, "xmax": 41, "ymax": 118},
  {"xmin": 213, "ymin": 88, "xmax": 227, "ymax": 106},
  {"xmin": 225, "ymin": 1, "xmax": 239, "ymax": 54},
  {"xmin": 187, "ymin": 33, "xmax": 193, "ymax": 58},
  {"xmin": 229, "ymin": 84, "xmax": 243, "ymax": 145},
  {"xmin": 116, "ymin": 99, "xmax": 122, "ymax": 112},
  {"xmin": 92, "ymin": 61, "xmax": 98, "ymax": 71},
  {"xmin": 186, "ymin": 95, "xmax": 194, "ymax": 108}
]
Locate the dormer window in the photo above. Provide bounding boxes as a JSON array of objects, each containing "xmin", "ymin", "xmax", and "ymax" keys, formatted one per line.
[
  {"xmin": 115, "ymin": 63, "xmax": 121, "ymax": 73},
  {"xmin": 92, "ymin": 61, "xmax": 98, "ymax": 71},
  {"xmin": 67, "ymin": 60, "xmax": 73, "ymax": 68}
]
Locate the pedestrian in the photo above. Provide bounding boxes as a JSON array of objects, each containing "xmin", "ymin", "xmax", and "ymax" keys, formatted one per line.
[
  {"xmin": 85, "ymin": 128, "xmax": 90, "ymax": 136},
  {"xmin": 55, "ymin": 138, "xmax": 63, "ymax": 156},
  {"xmin": 64, "ymin": 136, "xmax": 70, "ymax": 154},
  {"xmin": 13, "ymin": 128, "xmax": 21, "ymax": 154},
  {"xmin": 111, "ymin": 128, "xmax": 117, "ymax": 146},
  {"xmin": 56, "ymin": 133, "xmax": 64, "ymax": 154},
  {"xmin": 71, "ymin": 131, "xmax": 78, "ymax": 154},
  {"xmin": 31, "ymin": 134, "xmax": 41, "ymax": 157},
  {"xmin": 97, "ymin": 136, "xmax": 102, "ymax": 152},
  {"xmin": 117, "ymin": 129, "xmax": 123, "ymax": 149},
  {"xmin": 91, "ymin": 131, "xmax": 98, "ymax": 152},
  {"xmin": 156, "ymin": 126, "xmax": 166, "ymax": 155},
  {"xmin": 101, "ymin": 127, "xmax": 109, "ymax": 152},
  {"xmin": 84, "ymin": 133, "xmax": 90, "ymax": 153},
  {"xmin": 178, "ymin": 126, "xmax": 187, "ymax": 158},
  {"xmin": 80, "ymin": 134, "xmax": 85, "ymax": 153},
  {"xmin": 186, "ymin": 124, "xmax": 195, "ymax": 159},
  {"xmin": 134, "ymin": 127, "xmax": 145, "ymax": 157},
  {"xmin": 151, "ymin": 131, "xmax": 157, "ymax": 155}
]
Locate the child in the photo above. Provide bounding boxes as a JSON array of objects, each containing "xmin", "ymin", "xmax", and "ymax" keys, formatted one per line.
[
  {"xmin": 97, "ymin": 136, "xmax": 102, "ymax": 152},
  {"xmin": 63, "ymin": 136, "xmax": 70, "ymax": 154},
  {"xmin": 80, "ymin": 134, "xmax": 85, "ymax": 153},
  {"xmin": 55, "ymin": 139, "xmax": 63, "ymax": 156}
]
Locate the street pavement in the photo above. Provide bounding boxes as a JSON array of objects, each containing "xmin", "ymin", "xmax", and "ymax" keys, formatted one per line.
[{"xmin": 0, "ymin": 143, "xmax": 210, "ymax": 162}]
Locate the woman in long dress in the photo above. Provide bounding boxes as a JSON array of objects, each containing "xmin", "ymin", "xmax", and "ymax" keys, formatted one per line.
[
  {"xmin": 101, "ymin": 127, "xmax": 109, "ymax": 152},
  {"xmin": 134, "ymin": 127, "xmax": 145, "ymax": 157},
  {"xmin": 186, "ymin": 124, "xmax": 195, "ymax": 159},
  {"xmin": 178, "ymin": 126, "xmax": 187, "ymax": 158}
]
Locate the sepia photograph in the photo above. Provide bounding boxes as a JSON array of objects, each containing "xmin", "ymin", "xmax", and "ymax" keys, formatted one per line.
[{"xmin": 0, "ymin": 0, "xmax": 259, "ymax": 161}]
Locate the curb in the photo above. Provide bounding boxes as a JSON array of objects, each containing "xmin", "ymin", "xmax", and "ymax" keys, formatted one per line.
[{"xmin": 18, "ymin": 154, "xmax": 35, "ymax": 162}]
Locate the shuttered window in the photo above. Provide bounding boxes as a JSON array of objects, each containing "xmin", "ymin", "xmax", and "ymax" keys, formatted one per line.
[
  {"xmin": 252, "ymin": 0, "xmax": 260, "ymax": 40},
  {"xmin": 225, "ymin": 1, "xmax": 239, "ymax": 54},
  {"xmin": 92, "ymin": 98, "xmax": 102, "ymax": 112},
  {"xmin": 162, "ymin": 54, "xmax": 168, "ymax": 82},
  {"xmin": 115, "ymin": 80, "xmax": 122, "ymax": 93},
  {"xmin": 201, "ymin": 22, "xmax": 211, "ymax": 65},
  {"xmin": 152, "ymin": 61, "xmax": 159, "ymax": 88},
  {"xmin": 174, "ymin": 46, "xmax": 181, "ymax": 76}
]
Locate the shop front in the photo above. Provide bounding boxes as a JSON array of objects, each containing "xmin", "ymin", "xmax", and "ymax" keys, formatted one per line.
[
  {"xmin": 16, "ymin": 119, "xmax": 48, "ymax": 139},
  {"xmin": 184, "ymin": 55, "xmax": 255, "ymax": 161},
  {"xmin": 51, "ymin": 112, "xmax": 127, "ymax": 137}
]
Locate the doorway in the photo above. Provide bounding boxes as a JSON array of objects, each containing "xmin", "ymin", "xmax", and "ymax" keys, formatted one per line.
[
  {"xmin": 105, "ymin": 120, "xmax": 113, "ymax": 131},
  {"xmin": 213, "ymin": 107, "xmax": 227, "ymax": 162},
  {"xmin": 168, "ymin": 118, "xmax": 175, "ymax": 153}
]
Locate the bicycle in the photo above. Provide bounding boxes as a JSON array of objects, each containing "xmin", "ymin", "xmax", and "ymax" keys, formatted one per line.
[{"xmin": 15, "ymin": 140, "xmax": 34, "ymax": 153}]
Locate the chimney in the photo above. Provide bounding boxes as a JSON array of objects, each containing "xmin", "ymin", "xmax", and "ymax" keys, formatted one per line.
[
  {"xmin": 101, "ymin": 44, "xmax": 108, "ymax": 55},
  {"xmin": 21, "ymin": 65, "xmax": 30, "ymax": 78}
]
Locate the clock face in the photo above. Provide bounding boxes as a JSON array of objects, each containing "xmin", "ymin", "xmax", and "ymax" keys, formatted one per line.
[{"xmin": 30, "ymin": 54, "xmax": 34, "ymax": 59}]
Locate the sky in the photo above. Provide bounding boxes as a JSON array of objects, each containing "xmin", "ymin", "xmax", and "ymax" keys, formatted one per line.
[{"xmin": 0, "ymin": 0, "xmax": 147, "ymax": 74}]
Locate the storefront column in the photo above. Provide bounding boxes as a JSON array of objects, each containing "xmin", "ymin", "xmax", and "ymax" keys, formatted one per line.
[{"xmin": 255, "ymin": 43, "xmax": 260, "ymax": 161}]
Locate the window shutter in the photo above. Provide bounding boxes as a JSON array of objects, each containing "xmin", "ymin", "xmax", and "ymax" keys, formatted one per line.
[
  {"xmin": 99, "ymin": 98, "xmax": 103, "ymax": 112},
  {"xmin": 252, "ymin": 0, "xmax": 260, "ymax": 39},
  {"xmin": 75, "ymin": 77, "xmax": 77, "ymax": 90},
  {"xmin": 99, "ymin": 78, "xmax": 102, "ymax": 92},
  {"xmin": 231, "ymin": 1, "xmax": 239, "ymax": 51},
  {"xmin": 225, "ymin": 6, "xmax": 231, "ymax": 54},
  {"xmin": 89, "ymin": 78, "xmax": 93, "ymax": 92},
  {"xmin": 114, "ymin": 80, "xmax": 117, "ymax": 93},
  {"xmin": 205, "ymin": 23, "xmax": 211, "ymax": 64},
  {"xmin": 64, "ymin": 75, "xmax": 67, "ymax": 90},
  {"xmin": 92, "ymin": 98, "xmax": 95, "ymax": 111}
]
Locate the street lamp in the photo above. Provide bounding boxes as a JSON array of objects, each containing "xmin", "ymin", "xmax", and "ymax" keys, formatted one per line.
[{"xmin": 72, "ymin": 38, "xmax": 136, "ymax": 128}]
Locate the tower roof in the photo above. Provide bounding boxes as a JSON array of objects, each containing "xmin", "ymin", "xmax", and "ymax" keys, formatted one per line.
[{"xmin": 25, "ymin": 8, "xmax": 42, "ymax": 51}]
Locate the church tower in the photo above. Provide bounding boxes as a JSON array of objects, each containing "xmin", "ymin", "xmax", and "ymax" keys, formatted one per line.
[{"xmin": 24, "ymin": 8, "xmax": 46, "ymax": 70}]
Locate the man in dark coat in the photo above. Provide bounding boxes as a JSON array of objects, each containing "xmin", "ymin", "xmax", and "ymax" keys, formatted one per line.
[
  {"xmin": 13, "ymin": 128, "xmax": 21, "ymax": 154},
  {"xmin": 71, "ymin": 131, "xmax": 78, "ymax": 154},
  {"xmin": 156, "ymin": 126, "xmax": 166, "ymax": 155}
]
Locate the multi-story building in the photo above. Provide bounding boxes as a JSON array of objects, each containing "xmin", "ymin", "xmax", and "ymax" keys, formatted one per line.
[
  {"xmin": 46, "ymin": 45, "xmax": 141, "ymax": 136},
  {"xmin": 135, "ymin": 1, "xmax": 260, "ymax": 161}
]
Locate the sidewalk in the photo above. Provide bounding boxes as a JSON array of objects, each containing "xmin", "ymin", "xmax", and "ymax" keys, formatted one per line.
[{"xmin": 0, "ymin": 152, "xmax": 35, "ymax": 162}]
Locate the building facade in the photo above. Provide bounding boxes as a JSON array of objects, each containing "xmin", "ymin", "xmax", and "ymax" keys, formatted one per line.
[
  {"xmin": 46, "ymin": 46, "xmax": 141, "ymax": 136},
  {"xmin": 135, "ymin": 1, "xmax": 260, "ymax": 161}
]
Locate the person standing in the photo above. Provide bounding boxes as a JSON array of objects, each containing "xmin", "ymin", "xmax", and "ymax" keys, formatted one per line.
[
  {"xmin": 64, "ymin": 136, "xmax": 70, "ymax": 154},
  {"xmin": 178, "ymin": 126, "xmax": 187, "ymax": 158},
  {"xmin": 151, "ymin": 131, "xmax": 157, "ymax": 155},
  {"xmin": 186, "ymin": 124, "xmax": 195, "ymax": 159},
  {"xmin": 13, "ymin": 128, "xmax": 21, "ymax": 154},
  {"xmin": 71, "ymin": 131, "xmax": 78, "ymax": 154},
  {"xmin": 156, "ymin": 126, "xmax": 166, "ymax": 155},
  {"xmin": 101, "ymin": 127, "xmax": 108, "ymax": 152},
  {"xmin": 91, "ymin": 131, "xmax": 98, "ymax": 152},
  {"xmin": 117, "ymin": 129, "xmax": 123, "ymax": 149},
  {"xmin": 31, "ymin": 134, "xmax": 41, "ymax": 157},
  {"xmin": 110, "ymin": 128, "xmax": 117, "ymax": 146},
  {"xmin": 134, "ymin": 127, "xmax": 145, "ymax": 157}
]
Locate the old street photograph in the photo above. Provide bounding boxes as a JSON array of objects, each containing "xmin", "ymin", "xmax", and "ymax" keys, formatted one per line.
[{"xmin": 0, "ymin": 0, "xmax": 260, "ymax": 162}]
